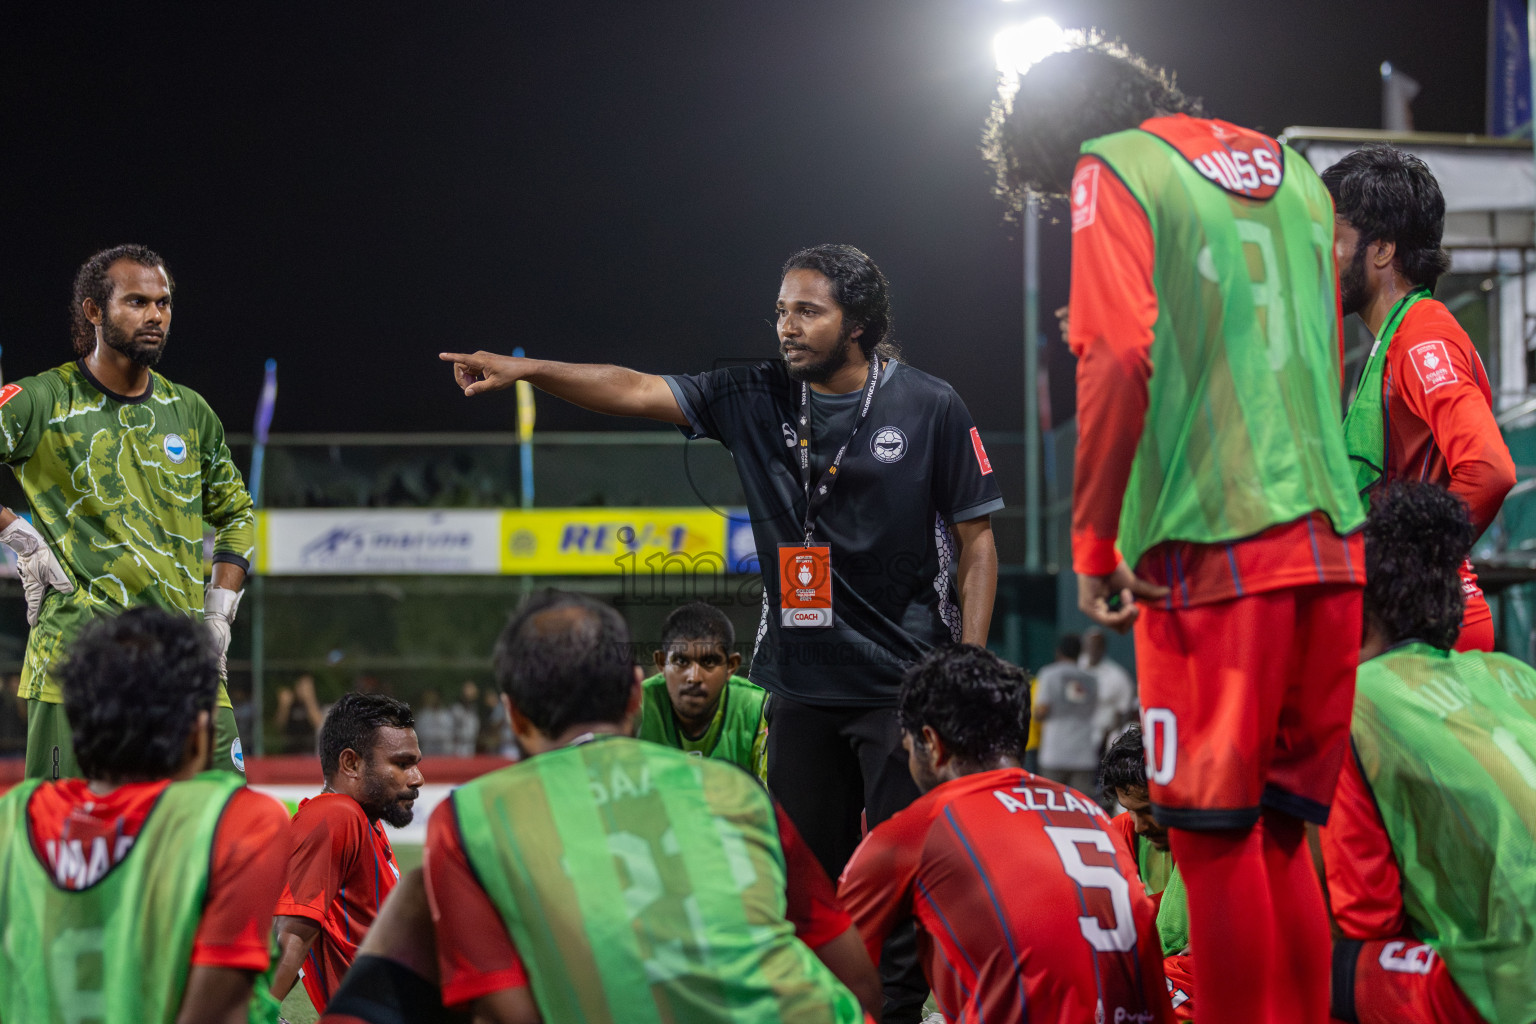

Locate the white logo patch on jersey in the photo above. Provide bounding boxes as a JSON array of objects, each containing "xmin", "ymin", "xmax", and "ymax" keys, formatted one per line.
[
  {"xmin": 870, "ymin": 426, "xmax": 907, "ymax": 463},
  {"xmin": 230, "ymin": 737, "xmax": 245, "ymax": 773},
  {"xmin": 163, "ymin": 433, "xmax": 188, "ymax": 464}
]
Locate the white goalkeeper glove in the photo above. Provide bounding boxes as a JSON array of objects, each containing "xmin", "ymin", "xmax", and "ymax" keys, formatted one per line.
[
  {"xmin": 204, "ymin": 586, "xmax": 243, "ymax": 679},
  {"xmin": 0, "ymin": 517, "xmax": 74, "ymax": 627}
]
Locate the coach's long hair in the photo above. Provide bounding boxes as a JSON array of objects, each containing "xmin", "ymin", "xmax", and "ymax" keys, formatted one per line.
[
  {"xmin": 70, "ymin": 244, "xmax": 172, "ymax": 357},
  {"xmin": 1363, "ymin": 482, "xmax": 1474, "ymax": 651},
  {"xmin": 982, "ymin": 35, "xmax": 1202, "ymax": 208},
  {"xmin": 782, "ymin": 244, "xmax": 900, "ymax": 361},
  {"xmin": 62, "ymin": 607, "xmax": 220, "ymax": 782}
]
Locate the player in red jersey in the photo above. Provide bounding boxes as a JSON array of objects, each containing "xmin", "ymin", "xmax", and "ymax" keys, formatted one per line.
[
  {"xmin": 838, "ymin": 644, "xmax": 1170, "ymax": 1024},
  {"xmin": 271, "ymin": 692, "xmax": 424, "ymax": 1013},
  {"xmin": 0, "ymin": 607, "xmax": 288, "ymax": 1022},
  {"xmin": 1323, "ymin": 145, "xmax": 1515, "ymax": 652},
  {"xmin": 985, "ymin": 38, "xmax": 1365, "ymax": 1024},
  {"xmin": 1316, "ymin": 483, "xmax": 1535, "ymax": 1023}
]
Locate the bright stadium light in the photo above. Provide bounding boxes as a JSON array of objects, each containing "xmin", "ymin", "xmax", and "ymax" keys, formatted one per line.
[{"xmin": 993, "ymin": 16, "xmax": 1066, "ymax": 83}]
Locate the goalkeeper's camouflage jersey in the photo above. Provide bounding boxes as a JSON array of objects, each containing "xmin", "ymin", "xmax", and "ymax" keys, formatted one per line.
[{"xmin": 0, "ymin": 360, "xmax": 255, "ymax": 704}]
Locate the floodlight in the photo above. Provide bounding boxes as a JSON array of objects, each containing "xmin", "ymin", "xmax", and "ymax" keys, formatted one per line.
[{"xmin": 993, "ymin": 17, "xmax": 1066, "ymax": 79}]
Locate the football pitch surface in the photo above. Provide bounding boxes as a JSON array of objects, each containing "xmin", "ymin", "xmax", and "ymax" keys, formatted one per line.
[{"xmin": 280, "ymin": 843, "xmax": 424, "ymax": 1024}]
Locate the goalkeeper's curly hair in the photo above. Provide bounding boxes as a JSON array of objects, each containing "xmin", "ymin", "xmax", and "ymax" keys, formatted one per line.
[
  {"xmin": 982, "ymin": 34, "xmax": 1202, "ymax": 208},
  {"xmin": 1363, "ymin": 482, "xmax": 1475, "ymax": 651}
]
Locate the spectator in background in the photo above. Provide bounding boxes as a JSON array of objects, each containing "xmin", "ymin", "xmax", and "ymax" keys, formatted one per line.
[
  {"xmin": 449, "ymin": 681, "xmax": 481, "ymax": 757},
  {"xmin": 1034, "ymin": 634, "xmax": 1100, "ymax": 795},
  {"xmin": 1081, "ymin": 627, "xmax": 1137, "ymax": 754},
  {"xmin": 0, "ymin": 674, "xmax": 26, "ymax": 758},
  {"xmin": 414, "ymin": 688, "xmax": 454, "ymax": 757},
  {"xmin": 276, "ymin": 673, "xmax": 325, "ymax": 755}
]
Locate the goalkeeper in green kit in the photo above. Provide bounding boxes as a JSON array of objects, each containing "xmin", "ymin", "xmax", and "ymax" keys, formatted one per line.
[{"xmin": 0, "ymin": 245, "xmax": 254, "ymax": 780}]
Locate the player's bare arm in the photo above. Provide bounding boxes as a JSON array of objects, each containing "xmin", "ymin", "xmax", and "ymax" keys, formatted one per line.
[
  {"xmin": 811, "ymin": 925, "xmax": 883, "ymax": 1021},
  {"xmin": 953, "ymin": 515, "xmax": 997, "ymax": 645},
  {"xmin": 269, "ymin": 916, "xmax": 322, "ymax": 1000},
  {"xmin": 177, "ymin": 965, "xmax": 263, "ymax": 1024},
  {"xmin": 439, "ymin": 351, "xmax": 688, "ymax": 424}
]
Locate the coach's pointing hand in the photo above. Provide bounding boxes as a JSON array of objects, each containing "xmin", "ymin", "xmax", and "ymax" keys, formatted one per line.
[
  {"xmin": 1078, "ymin": 561, "xmax": 1169, "ymax": 633},
  {"xmin": 440, "ymin": 351, "xmax": 529, "ymax": 397}
]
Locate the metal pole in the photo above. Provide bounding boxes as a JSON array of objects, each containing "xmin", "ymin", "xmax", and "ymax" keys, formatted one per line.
[
  {"xmin": 1023, "ymin": 192, "xmax": 1043, "ymax": 572},
  {"xmin": 251, "ymin": 573, "xmax": 265, "ymax": 756}
]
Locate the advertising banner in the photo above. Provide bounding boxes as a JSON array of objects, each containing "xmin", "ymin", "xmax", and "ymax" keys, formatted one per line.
[
  {"xmin": 259, "ymin": 510, "xmax": 504, "ymax": 575},
  {"xmin": 254, "ymin": 508, "xmax": 760, "ymax": 576}
]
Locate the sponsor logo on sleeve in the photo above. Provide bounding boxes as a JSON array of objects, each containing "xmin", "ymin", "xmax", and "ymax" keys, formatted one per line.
[
  {"xmin": 1070, "ymin": 163, "xmax": 1100, "ymax": 233},
  {"xmin": 0, "ymin": 384, "xmax": 22, "ymax": 410},
  {"xmin": 969, "ymin": 427, "xmax": 993, "ymax": 475},
  {"xmin": 1408, "ymin": 340, "xmax": 1458, "ymax": 393}
]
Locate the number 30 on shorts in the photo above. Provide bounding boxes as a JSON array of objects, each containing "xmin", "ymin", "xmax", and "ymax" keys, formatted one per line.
[{"xmin": 1142, "ymin": 707, "xmax": 1177, "ymax": 786}]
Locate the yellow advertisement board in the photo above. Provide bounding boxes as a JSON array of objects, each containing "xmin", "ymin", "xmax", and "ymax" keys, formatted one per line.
[{"xmin": 499, "ymin": 508, "xmax": 729, "ymax": 575}]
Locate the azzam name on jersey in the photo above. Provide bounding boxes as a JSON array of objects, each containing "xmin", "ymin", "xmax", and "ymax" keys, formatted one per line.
[
  {"xmin": 991, "ymin": 783, "xmax": 1109, "ymax": 820},
  {"xmin": 45, "ymin": 833, "xmax": 134, "ymax": 890}
]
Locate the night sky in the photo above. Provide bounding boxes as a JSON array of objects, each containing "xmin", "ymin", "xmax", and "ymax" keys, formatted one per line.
[{"xmin": 0, "ymin": 2, "xmax": 1486, "ymax": 438}]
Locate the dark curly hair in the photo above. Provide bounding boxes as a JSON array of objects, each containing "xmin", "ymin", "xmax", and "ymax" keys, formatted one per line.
[
  {"xmin": 61, "ymin": 607, "xmax": 220, "ymax": 782},
  {"xmin": 782, "ymin": 244, "xmax": 899, "ymax": 360},
  {"xmin": 1098, "ymin": 726, "xmax": 1147, "ymax": 800},
  {"xmin": 1321, "ymin": 145, "xmax": 1453, "ymax": 291},
  {"xmin": 982, "ymin": 35, "xmax": 1203, "ymax": 204},
  {"xmin": 493, "ymin": 589, "xmax": 635, "ymax": 737},
  {"xmin": 71, "ymin": 244, "xmax": 172, "ymax": 357},
  {"xmin": 1363, "ymin": 482, "xmax": 1474, "ymax": 650},
  {"xmin": 319, "ymin": 692, "xmax": 416, "ymax": 782},
  {"xmin": 659, "ymin": 601, "xmax": 734, "ymax": 652},
  {"xmin": 898, "ymin": 643, "xmax": 1031, "ymax": 765}
]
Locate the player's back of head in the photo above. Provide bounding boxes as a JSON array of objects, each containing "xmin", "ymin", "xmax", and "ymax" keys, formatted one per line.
[
  {"xmin": 319, "ymin": 691, "xmax": 416, "ymax": 783},
  {"xmin": 899, "ymin": 643, "xmax": 1030, "ymax": 767},
  {"xmin": 493, "ymin": 589, "xmax": 634, "ymax": 737},
  {"xmin": 983, "ymin": 37, "xmax": 1203, "ymax": 200},
  {"xmin": 659, "ymin": 601, "xmax": 734, "ymax": 652},
  {"xmin": 1321, "ymin": 144, "xmax": 1452, "ymax": 290},
  {"xmin": 61, "ymin": 606, "xmax": 219, "ymax": 782},
  {"xmin": 1098, "ymin": 725, "xmax": 1147, "ymax": 796},
  {"xmin": 1363, "ymin": 481, "xmax": 1473, "ymax": 650}
]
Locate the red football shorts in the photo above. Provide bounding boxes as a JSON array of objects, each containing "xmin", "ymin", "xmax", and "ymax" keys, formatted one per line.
[
  {"xmin": 1332, "ymin": 938, "xmax": 1483, "ymax": 1024},
  {"xmin": 1135, "ymin": 584, "xmax": 1362, "ymax": 829}
]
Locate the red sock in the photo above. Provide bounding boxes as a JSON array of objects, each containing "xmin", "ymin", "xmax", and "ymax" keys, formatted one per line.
[
  {"xmin": 1262, "ymin": 810, "xmax": 1331, "ymax": 1022},
  {"xmin": 1170, "ymin": 825, "xmax": 1275, "ymax": 1023}
]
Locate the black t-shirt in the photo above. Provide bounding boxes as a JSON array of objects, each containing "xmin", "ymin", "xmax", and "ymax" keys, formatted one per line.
[{"xmin": 664, "ymin": 359, "xmax": 1004, "ymax": 706}]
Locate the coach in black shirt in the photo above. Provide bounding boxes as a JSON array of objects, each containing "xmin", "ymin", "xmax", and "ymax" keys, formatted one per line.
[{"xmin": 440, "ymin": 243, "xmax": 1001, "ymax": 872}]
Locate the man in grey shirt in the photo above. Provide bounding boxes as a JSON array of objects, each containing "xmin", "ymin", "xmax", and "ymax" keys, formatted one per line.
[{"xmin": 1034, "ymin": 634, "xmax": 1100, "ymax": 795}]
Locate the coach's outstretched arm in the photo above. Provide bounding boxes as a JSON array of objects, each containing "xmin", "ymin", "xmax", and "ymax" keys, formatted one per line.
[{"xmin": 440, "ymin": 351, "xmax": 688, "ymax": 425}]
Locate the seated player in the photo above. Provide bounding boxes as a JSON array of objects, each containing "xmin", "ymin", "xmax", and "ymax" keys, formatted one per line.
[
  {"xmin": 1319, "ymin": 482, "xmax": 1536, "ymax": 1024},
  {"xmin": 838, "ymin": 644, "xmax": 1171, "ymax": 1023},
  {"xmin": 0, "ymin": 607, "xmax": 289, "ymax": 1023},
  {"xmin": 423, "ymin": 590, "xmax": 881, "ymax": 1024},
  {"xmin": 1100, "ymin": 727, "xmax": 1191, "ymax": 1018},
  {"xmin": 640, "ymin": 601, "xmax": 767, "ymax": 779},
  {"xmin": 271, "ymin": 693, "xmax": 424, "ymax": 1013},
  {"xmin": 318, "ymin": 870, "xmax": 466, "ymax": 1024}
]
